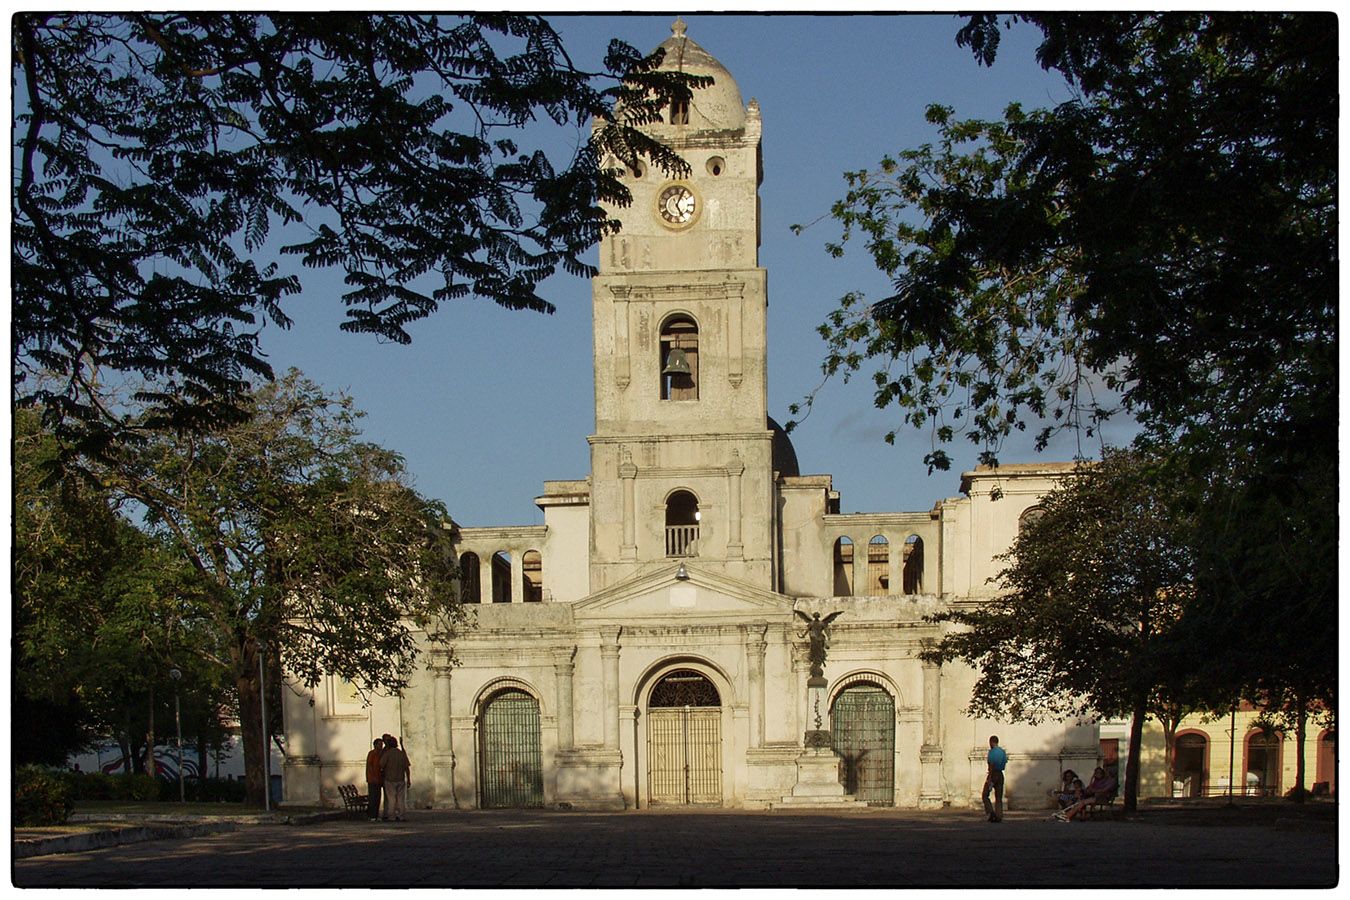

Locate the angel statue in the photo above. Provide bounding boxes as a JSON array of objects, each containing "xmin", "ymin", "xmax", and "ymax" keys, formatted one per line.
[{"xmin": 795, "ymin": 610, "xmax": 843, "ymax": 678}]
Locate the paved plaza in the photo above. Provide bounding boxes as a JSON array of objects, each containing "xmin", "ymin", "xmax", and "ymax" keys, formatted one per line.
[{"xmin": 12, "ymin": 806, "xmax": 1337, "ymax": 888}]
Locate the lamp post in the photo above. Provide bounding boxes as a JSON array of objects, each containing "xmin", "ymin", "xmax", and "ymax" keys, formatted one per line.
[
  {"xmin": 259, "ymin": 641, "xmax": 269, "ymax": 812},
  {"xmin": 169, "ymin": 668, "xmax": 184, "ymax": 803}
]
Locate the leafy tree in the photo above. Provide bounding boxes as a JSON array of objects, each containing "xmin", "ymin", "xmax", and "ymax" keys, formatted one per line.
[
  {"xmin": 13, "ymin": 13, "xmax": 704, "ymax": 454},
  {"xmin": 94, "ymin": 371, "xmax": 463, "ymax": 806},
  {"xmin": 15, "ymin": 407, "xmax": 236, "ymax": 772},
  {"xmin": 799, "ymin": 13, "xmax": 1334, "ymax": 475},
  {"xmin": 800, "ymin": 12, "xmax": 1335, "ymax": 776},
  {"xmin": 923, "ymin": 452, "xmax": 1210, "ymax": 812}
]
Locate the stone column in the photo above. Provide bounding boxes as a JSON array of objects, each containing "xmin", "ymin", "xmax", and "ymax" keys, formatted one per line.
[
  {"xmin": 615, "ymin": 303, "xmax": 631, "ymax": 390},
  {"xmin": 600, "ymin": 627, "xmax": 623, "ymax": 751},
  {"xmin": 743, "ymin": 623, "xmax": 767, "ymax": 748},
  {"xmin": 790, "ymin": 645, "xmax": 810, "ymax": 742},
  {"xmin": 853, "ymin": 538, "xmax": 869, "ymax": 597},
  {"xmin": 553, "ymin": 647, "xmax": 576, "ymax": 752},
  {"xmin": 726, "ymin": 453, "xmax": 745, "ymax": 558},
  {"xmin": 479, "ymin": 555, "xmax": 493, "ymax": 604},
  {"xmin": 510, "ymin": 550, "xmax": 524, "ymax": 604},
  {"xmin": 889, "ymin": 538, "xmax": 903, "ymax": 597},
  {"xmin": 620, "ymin": 453, "xmax": 637, "ymax": 560},
  {"xmin": 431, "ymin": 662, "xmax": 456, "ymax": 807},
  {"xmin": 920, "ymin": 659, "xmax": 945, "ymax": 808},
  {"xmin": 434, "ymin": 667, "xmax": 453, "ymax": 753}
]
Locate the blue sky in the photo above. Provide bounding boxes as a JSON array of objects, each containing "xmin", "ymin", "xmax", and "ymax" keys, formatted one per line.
[{"xmin": 256, "ymin": 14, "xmax": 1137, "ymax": 526}]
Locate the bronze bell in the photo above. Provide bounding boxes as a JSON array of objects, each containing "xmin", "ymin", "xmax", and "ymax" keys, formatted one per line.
[{"xmin": 663, "ymin": 347, "xmax": 692, "ymax": 376}]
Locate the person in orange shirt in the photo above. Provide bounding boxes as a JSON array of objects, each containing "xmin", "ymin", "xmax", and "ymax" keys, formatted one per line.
[{"xmin": 365, "ymin": 738, "xmax": 385, "ymax": 821}]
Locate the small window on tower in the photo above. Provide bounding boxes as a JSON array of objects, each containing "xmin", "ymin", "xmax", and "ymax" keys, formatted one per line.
[
  {"xmin": 669, "ymin": 97, "xmax": 690, "ymax": 125},
  {"xmin": 660, "ymin": 315, "xmax": 699, "ymax": 401}
]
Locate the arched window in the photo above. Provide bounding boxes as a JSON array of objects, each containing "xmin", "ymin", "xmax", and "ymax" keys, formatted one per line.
[
  {"xmin": 459, "ymin": 552, "xmax": 481, "ymax": 604},
  {"xmin": 1019, "ymin": 506, "xmax": 1046, "ymax": 532},
  {"xmin": 522, "ymin": 550, "xmax": 543, "ymax": 603},
  {"xmin": 669, "ymin": 97, "xmax": 690, "ymax": 126},
  {"xmin": 832, "ymin": 537, "xmax": 854, "ymax": 596},
  {"xmin": 660, "ymin": 315, "xmax": 699, "ymax": 401},
  {"xmin": 1316, "ymin": 730, "xmax": 1336, "ymax": 794},
  {"xmin": 665, "ymin": 490, "xmax": 700, "ymax": 557},
  {"xmin": 867, "ymin": 535, "xmax": 889, "ymax": 595},
  {"xmin": 902, "ymin": 535, "xmax": 924, "ymax": 595},
  {"xmin": 491, "ymin": 550, "xmax": 512, "ymax": 604},
  {"xmin": 1245, "ymin": 728, "xmax": 1282, "ymax": 796}
]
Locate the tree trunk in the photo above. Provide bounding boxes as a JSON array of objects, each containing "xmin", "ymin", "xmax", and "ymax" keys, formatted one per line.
[
  {"xmin": 1160, "ymin": 716, "xmax": 1178, "ymax": 797},
  {"xmin": 118, "ymin": 710, "xmax": 133, "ymax": 775},
  {"xmin": 1123, "ymin": 697, "xmax": 1148, "ymax": 813},
  {"xmin": 236, "ymin": 637, "xmax": 268, "ymax": 808},
  {"xmin": 144, "ymin": 685, "xmax": 157, "ymax": 777}
]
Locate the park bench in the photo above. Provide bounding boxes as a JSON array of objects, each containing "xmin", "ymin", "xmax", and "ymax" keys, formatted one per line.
[
  {"xmin": 337, "ymin": 784, "xmax": 367, "ymax": 818},
  {"xmin": 1079, "ymin": 787, "xmax": 1118, "ymax": 819}
]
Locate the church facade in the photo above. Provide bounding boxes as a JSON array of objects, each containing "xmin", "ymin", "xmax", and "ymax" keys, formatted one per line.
[{"xmin": 281, "ymin": 22, "xmax": 1101, "ymax": 812}]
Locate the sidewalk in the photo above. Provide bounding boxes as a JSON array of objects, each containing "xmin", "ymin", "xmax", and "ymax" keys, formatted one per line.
[{"xmin": 14, "ymin": 808, "xmax": 347, "ymax": 859}]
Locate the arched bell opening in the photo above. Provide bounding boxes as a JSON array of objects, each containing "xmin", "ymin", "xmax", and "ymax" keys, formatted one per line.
[
  {"xmin": 832, "ymin": 537, "xmax": 854, "ymax": 596},
  {"xmin": 490, "ymin": 551, "xmax": 512, "ymax": 604},
  {"xmin": 660, "ymin": 315, "xmax": 699, "ymax": 401},
  {"xmin": 522, "ymin": 550, "xmax": 543, "ymax": 602},
  {"xmin": 665, "ymin": 489, "xmax": 700, "ymax": 558},
  {"xmin": 458, "ymin": 552, "xmax": 481, "ymax": 604}
]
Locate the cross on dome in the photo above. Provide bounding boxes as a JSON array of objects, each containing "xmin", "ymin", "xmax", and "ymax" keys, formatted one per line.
[{"xmin": 671, "ymin": 17, "xmax": 687, "ymax": 38}]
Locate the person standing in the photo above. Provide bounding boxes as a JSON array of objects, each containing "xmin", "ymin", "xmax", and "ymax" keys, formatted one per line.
[
  {"xmin": 364, "ymin": 738, "xmax": 384, "ymax": 821},
  {"xmin": 380, "ymin": 736, "xmax": 411, "ymax": 822},
  {"xmin": 983, "ymin": 735, "xmax": 1008, "ymax": 822}
]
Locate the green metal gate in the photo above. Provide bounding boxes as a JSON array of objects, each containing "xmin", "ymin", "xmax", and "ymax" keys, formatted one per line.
[
  {"xmin": 647, "ymin": 670, "xmax": 722, "ymax": 805},
  {"xmin": 479, "ymin": 689, "xmax": 544, "ymax": 808},
  {"xmin": 831, "ymin": 683, "xmax": 895, "ymax": 806}
]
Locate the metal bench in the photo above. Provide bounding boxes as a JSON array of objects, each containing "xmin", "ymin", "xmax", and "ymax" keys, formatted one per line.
[
  {"xmin": 337, "ymin": 784, "xmax": 368, "ymax": 818},
  {"xmin": 1080, "ymin": 788, "xmax": 1118, "ymax": 819}
]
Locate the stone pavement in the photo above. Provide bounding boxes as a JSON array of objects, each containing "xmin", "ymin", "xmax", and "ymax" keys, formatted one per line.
[{"xmin": 12, "ymin": 806, "xmax": 1337, "ymax": 888}]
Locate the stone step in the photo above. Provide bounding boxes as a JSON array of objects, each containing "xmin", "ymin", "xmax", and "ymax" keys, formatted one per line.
[{"xmin": 769, "ymin": 797, "xmax": 871, "ymax": 809}]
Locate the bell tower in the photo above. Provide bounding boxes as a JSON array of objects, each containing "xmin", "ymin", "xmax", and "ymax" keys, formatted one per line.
[{"xmin": 589, "ymin": 20, "xmax": 774, "ymax": 591}]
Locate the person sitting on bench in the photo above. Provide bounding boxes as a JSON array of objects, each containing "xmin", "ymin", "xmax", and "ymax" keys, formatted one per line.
[{"xmin": 1055, "ymin": 767, "xmax": 1117, "ymax": 821}]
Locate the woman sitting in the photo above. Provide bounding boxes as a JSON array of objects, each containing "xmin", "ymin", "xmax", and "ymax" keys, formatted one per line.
[
  {"xmin": 1055, "ymin": 767, "xmax": 1116, "ymax": 821},
  {"xmin": 1053, "ymin": 770, "xmax": 1081, "ymax": 810}
]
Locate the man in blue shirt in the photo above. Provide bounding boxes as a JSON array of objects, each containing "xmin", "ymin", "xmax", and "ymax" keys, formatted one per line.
[{"xmin": 983, "ymin": 735, "xmax": 1008, "ymax": 822}]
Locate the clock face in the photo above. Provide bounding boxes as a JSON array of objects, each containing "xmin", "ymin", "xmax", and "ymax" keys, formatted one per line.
[{"xmin": 658, "ymin": 184, "xmax": 698, "ymax": 226}]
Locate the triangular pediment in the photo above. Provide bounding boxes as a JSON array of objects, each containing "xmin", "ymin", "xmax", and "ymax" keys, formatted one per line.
[{"xmin": 573, "ymin": 562, "xmax": 793, "ymax": 622}]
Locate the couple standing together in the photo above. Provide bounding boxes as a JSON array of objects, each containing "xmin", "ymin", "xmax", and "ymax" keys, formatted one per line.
[{"xmin": 365, "ymin": 735, "xmax": 412, "ymax": 821}]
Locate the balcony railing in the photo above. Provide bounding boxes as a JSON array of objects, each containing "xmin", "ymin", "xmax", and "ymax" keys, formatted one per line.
[{"xmin": 666, "ymin": 524, "xmax": 699, "ymax": 557}]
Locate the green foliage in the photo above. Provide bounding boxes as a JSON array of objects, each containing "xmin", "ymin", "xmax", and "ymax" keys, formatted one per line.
[
  {"xmin": 923, "ymin": 450, "xmax": 1214, "ymax": 810},
  {"xmin": 14, "ymin": 767, "xmax": 76, "ymax": 826},
  {"xmin": 799, "ymin": 13, "xmax": 1335, "ymax": 480},
  {"xmin": 13, "ymin": 13, "xmax": 705, "ymax": 454},
  {"xmin": 14, "ymin": 407, "xmax": 237, "ymax": 766},
  {"xmin": 60, "ymin": 770, "xmax": 233, "ymax": 802},
  {"xmin": 804, "ymin": 12, "xmax": 1336, "ymax": 729},
  {"xmin": 924, "ymin": 451, "xmax": 1201, "ymax": 725},
  {"xmin": 84, "ymin": 370, "xmax": 464, "ymax": 804}
]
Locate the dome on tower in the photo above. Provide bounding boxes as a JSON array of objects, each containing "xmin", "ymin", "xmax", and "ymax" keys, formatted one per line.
[{"xmin": 654, "ymin": 18, "xmax": 746, "ymax": 131}]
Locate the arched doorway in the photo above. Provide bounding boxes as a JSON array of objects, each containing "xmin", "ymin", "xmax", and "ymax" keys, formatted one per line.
[
  {"xmin": 830, "ymin": 681, "xmax": 896, "ymax": 806},
  {"xmin": 478, "ymin": 688, "xmax": 543, "ymax": 808},
  {"xmin": 646, "ymin": 669, "xmax": 722, "ymax": 805},
  {"xmin": 1173, "ymin": 732, "xmax": 1208, "ymax": 798}
]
